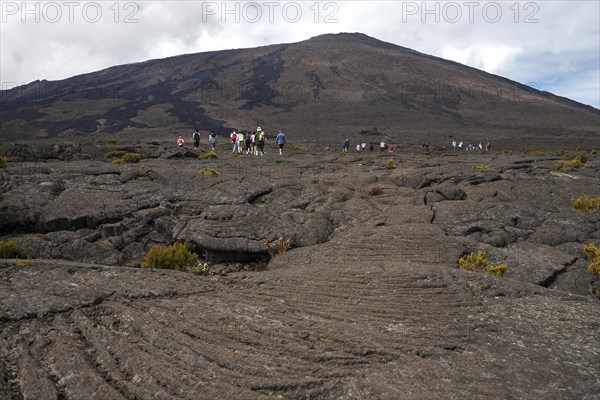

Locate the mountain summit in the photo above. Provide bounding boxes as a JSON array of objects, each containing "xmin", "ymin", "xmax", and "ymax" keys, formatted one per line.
[{"xmin": 1, "ymin": 32, "xmax": 598, "ymax": 143}]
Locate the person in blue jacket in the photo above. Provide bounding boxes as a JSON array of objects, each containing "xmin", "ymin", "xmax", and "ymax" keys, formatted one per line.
[{"xmin": 275, "ymin": 130, "xmax": 286, "ymax": 155}]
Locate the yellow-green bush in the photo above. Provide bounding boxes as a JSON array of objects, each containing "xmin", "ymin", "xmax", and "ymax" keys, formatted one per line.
[
  {"xmin": 141, "ymin": 242, "xmax": 197, "ymax": 272},
  {"xmin": 584, "ymin": 243, "xmax": 600, "ymax": 280},
  {"xmin": 104, "ymin": 151, "xmax": 126, "ymax": 160},
  {"xmin": 198, "ymin": 153, "xmax": 218, "ymax": 160},
  {"xmin": 199, "ymin": 168, "xmax": 220, "ymax": 177},
  {"xmin": 556, "ymin": 152, "xmax": 590, "ymax": 171},
  {"xmin": 386, "ymin": 159, "xmax": 395, "ymax": 169},
  {"xmin": 459, "ymin": 251, "xmax": 488, "ymax": 272},
  {"xmin": 0, "ymin": 239, "xmax": 17, "ymax": 258},
  {"xmin": 571, "ymin": 196, "xmax": 600, "ymax": 212},
  {"xmin": 459, "ymin": 251, "xmax": 508, "ymax": 277},
  {"xmin": 122, "ymin": 153, "xmax": 144, "ymax": 163},
  {"xmin": 488, "ymin": 264, "xmax": 508, "ymax": 277},
  {"xmin": 526, "ymin": 151, "xmax": 545, "ymax": 157},
  {"xmin": 15, "ymin": 256, "xmax": 33, "ymax": 267},
  {"xmin": 472, "ymin": 165, "xmax": 490, "ymax": 170},
  {"xmin": 0, "ymin": 156, "xmax": 7, "ymax": 169}
]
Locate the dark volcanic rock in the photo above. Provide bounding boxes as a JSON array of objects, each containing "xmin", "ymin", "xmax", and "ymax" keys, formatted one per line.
[{"xmin": 1, "ymin": 140, "xmax": 599, "ymax": 399}]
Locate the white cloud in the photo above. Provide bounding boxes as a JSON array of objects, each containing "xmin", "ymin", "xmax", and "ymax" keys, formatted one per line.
[{"xmin": 1, "ymin": 1, "xmax": 598, "ymax": 108}]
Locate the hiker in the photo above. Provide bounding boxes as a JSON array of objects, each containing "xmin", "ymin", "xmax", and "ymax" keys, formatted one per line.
[
  {"xmin": 177, "ymin": 136, "xmax": 184, "ymax": 147},
  {"xmin": 485, "ymin": 142, "xmax": 491, "ymax": 152},
  {"xmin": 369, "ymin": 143, "xmax": 374, "ymax": 152},
  {"xmin": 361, "ymin": 142, "xmax": 366, "ymax": 152},
  {"xmin": 342, "ymin": 138, "xmax": 350, "ymax": 152},
  {"xmin": 250, "ymin": 131, "xmax": 256, "ymax": 155},
  {"xmin": 237, "ymin": 130, "xmax": 245, "ymax": 154},
  {"xmin": 230, "ymin": 130, "xmax": 238, "ymax": 153},
  {"xmin": 380, "ymin": 140, "xmax": 386, "ymax": 152},
  {"xmin": 193, "ymin": 129, "xmax": 200, "ymax": 149},
  {"xmin": 275, "ymin": 130, "xmax": 286, "ymax": 155},
  {"xmin": 245, "ymin": 131, "xmax": 252, "ymax": 154},
  {"xmin": 458, "ymin": 141, "xmax": 463, "ymax": 151},
  {"xmin": 208, "ymin": 131, "xmax": 217, "ymax": 154},
  {"xmin": 255, "ymin": 127, "xmax": 266, "ymax": 156},
  {"xmin": 356, "ymin": 144, "xmax": 361, "ymax": 152},
  {"xmin": 452, "ymin": 140, "xmax": 457, "ymax": 151}
]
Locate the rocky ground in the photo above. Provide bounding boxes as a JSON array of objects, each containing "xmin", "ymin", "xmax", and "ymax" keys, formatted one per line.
[{"xmin": 1, "ymin": 137, "xmax": 599, "ymax": 399}]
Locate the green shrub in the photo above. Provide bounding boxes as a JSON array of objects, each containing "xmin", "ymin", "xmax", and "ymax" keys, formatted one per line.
[
  {"xmin": 198, "ymin": 153, "xmax": 218, "ymax": 160},
  {"xmin": 112, "ymin": 159, "xmax": 125, "ymax": 165},
  {"xmin": 472, "ymin": 165, "xmax": 490, "ymax": 170},
  {"xmin": 0, "ymin": 239, "xmax": 17, "ymax": 258},
  {"xmin": 107, "ymin": 139, "xmax": 118, "ymax": 145},
  {"xmin": 592, "ymin": 149, "xmax": 599, "ymax": 155},
  {"xmin": 141, "ymin": 241, "xmax": 198, "ymax": 272},
  {"xmin": 488, "ymin": 264, "xmax": 508, "ymax": 277},
  {"xmin": 386, "ymin": 159, "xmax": 395, "ymax": 169},
  {"xmin": 199, "ymin": 168, "xmax": 220, "ymax": 177},
  {"xmin": 571, "ymin": 196, "xmax": 600, "ymax": 212},
  {"xmin": 15, "ymin": 256, "xmax": 33, "ymax": 267},
  {"xmin": 191, "ymin": 262, "xmax": 211, "ymax": 276},
  {"xmin": 459, "ymin": 251, "xmax": 508, "ymax": 277},
  {"xmin": 556, "ymin": 152, "xmax": 590, "ymax": 171},
  {"xmin": 459, "ymin": 251, "xmax": 488, "ymax": 272},
  {"xmin": 527, "ymin": 151, "xmax": 545, "ymax": 157},
  {"xmin": 104, "ymin": 151, "xmax": 126, "ymax": 160},
  {"xmin": 584, "ymin": 243, "xmax": 600, "ymax": 280},
  {"xmin": 0, "ymin": 156, "xmax": 7, "ymax": 169},
  {"xmin": 122, "ymin": 153, "xmax": 144, "ymax": 163}
]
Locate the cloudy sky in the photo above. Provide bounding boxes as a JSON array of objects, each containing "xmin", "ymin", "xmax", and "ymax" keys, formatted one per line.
[{"xmin": 1, "ymin": 0, "xmax": 599, "ymax": 108}]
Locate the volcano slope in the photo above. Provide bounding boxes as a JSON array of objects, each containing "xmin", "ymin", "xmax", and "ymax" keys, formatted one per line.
[{"xmin": 1, "ymin": 138, "xmax": 599, "ymax": 399}]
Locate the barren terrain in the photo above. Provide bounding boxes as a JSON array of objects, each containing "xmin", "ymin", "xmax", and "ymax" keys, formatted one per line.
[{"xmin": 1, "ymin": 137, "xmax": 599, "ymax": 399}]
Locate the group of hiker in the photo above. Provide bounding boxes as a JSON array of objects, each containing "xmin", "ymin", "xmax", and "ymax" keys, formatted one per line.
[
  {"xmin": 451, "ymin": 140, "xmax": 491, "ymax": 152},
  {"xmin": 177, "ymin": 130, "xmax": 491, "ymax": 157},
  {"xmin": 178, "ymin": 127, "xmax": 287, "ymax": 156},
  {"xmin": 342, "ymin": 138, "xmax": 395, "ymax": 153}
]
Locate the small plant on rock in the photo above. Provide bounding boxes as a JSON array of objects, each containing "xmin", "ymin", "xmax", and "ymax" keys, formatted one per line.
[
  {"xmin": 488, "ymin": 264, "xmax": 508, "ymax": 277},
  {"xmin": 199, "ymin": 168, "xmax": 220, "ymax": 177},
  {"xmin": 459, "ymin": 251, "xmax": 508, "ymax": 277},
  {"xmin": 198, "ymin": 153, "xmax": 218, "ymax": 160},
  {"xmin": 556, "ymin": 152, "xmax": 591, "ymax": 171},
  {"xmin": 386, "ymin": 159, "xmax": 395, "ymax": 169},
  {"xmin": 141, "ymin": 241, "xmax": 197, "ymax": 272},
  {"xmin": 192, "ymin": 262, "xmax": 211, "ymax": 276},
  {"xmin": 584, "ymin": 243, "xmax": 600, "ymax": 280},
  {"xmin": 0, "ymin": 156, "xmax": 8, "ymax": 169},
  {"xmin": 266, "ymin": 237, "xmax": 293, "ymax": 259},
  {"xmin": 472, "ymin": 164, "xmax": 490, "ymax": 170},
  {"xmin": 104, "ymin": 151, "xmax": 126, "ymax": 160},
  {"xmin": 0, "ymin": 239, "xmax": 17, "ymax": 258},
  {"xmin": 571, "ymin": 196, "xmax": 600, "ymax": 212},
  {"xmin": 15, "ymin": 256, "xmax": 33, "ymax": 267},
  {"xmin": 122, "ymin": 153, "xmax": 144, "ymax": 163},
  {"xmin": 459, "ymin": 251, "xmax": 488, "ymax": 272}
]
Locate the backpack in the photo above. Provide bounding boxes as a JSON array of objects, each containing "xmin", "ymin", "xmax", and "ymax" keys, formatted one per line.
[
  {"xmin": 231, "ymin": 133, "xmax": 237, "ymax": 142},
  {"xmin": 258, "ymin": 132, "xmax": 265, "ymax": 142},
  {"xmin": 193, "ymin": 131, "xmax": 200, "ymax": 141}
]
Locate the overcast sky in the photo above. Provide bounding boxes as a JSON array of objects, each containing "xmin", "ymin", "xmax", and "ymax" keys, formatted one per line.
[{"xmin": 1, "ymin": 1, "xmax": 599, "ymax": 108}]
